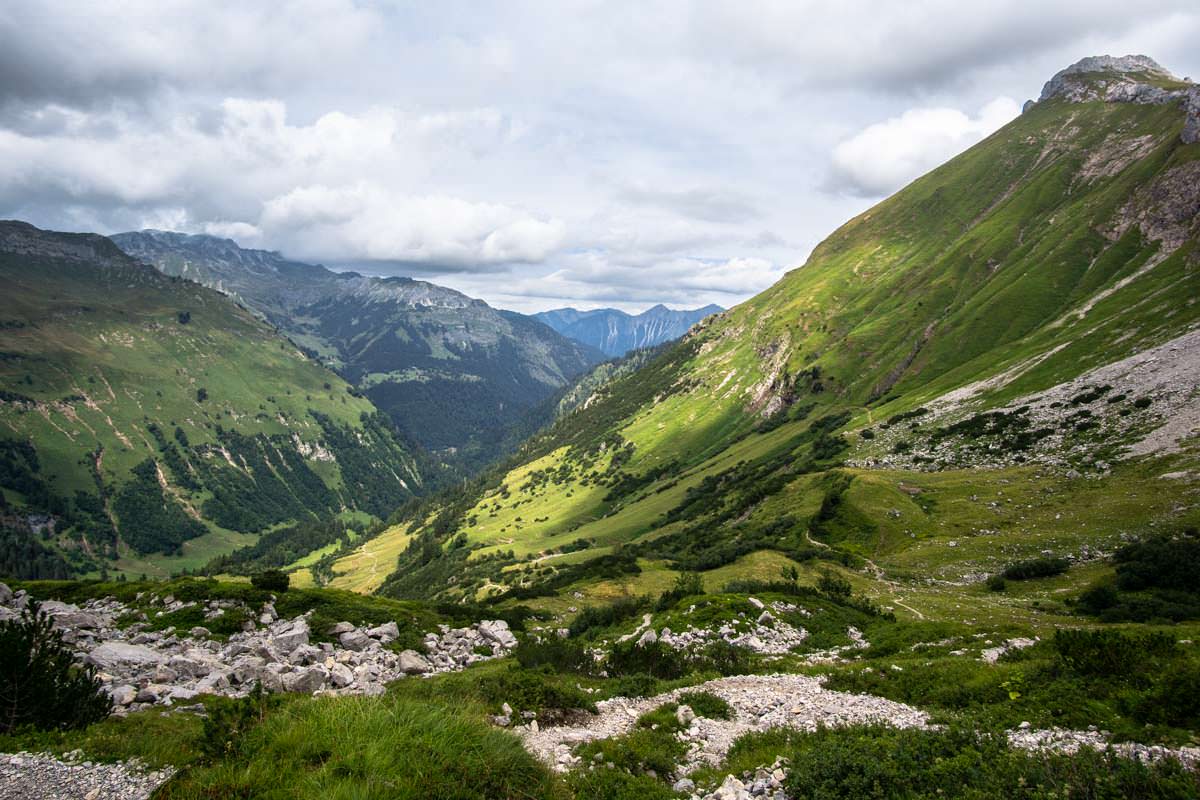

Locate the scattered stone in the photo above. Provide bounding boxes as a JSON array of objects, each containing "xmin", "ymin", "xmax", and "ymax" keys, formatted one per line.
[{"xmin": 0, "ymin": 752, "xmax": 174, "ymax": 800}]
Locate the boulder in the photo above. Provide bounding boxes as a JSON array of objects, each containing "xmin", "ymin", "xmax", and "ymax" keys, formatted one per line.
[
  {"xmin": 85, "ymin": 642, "xmax": 165, "ymax": 670},
  {"xmin": 289, "ymin": 643, "xmax": 323, "ymax": 665},
  {"xmin": 339, "ymin": 630, "xmax": 373, "ymax": 652},
  {"xmin": 637, "ymin": 628, "xmax": 657, "ymax": 647},
  {"xmin": 109, "ymin": 685, "xmax": 137, "ymax": 706},
  {"xmin": 0, "ymin": 582, "xmax": 11, "ymax": 605},
  {"xmin": 135, "ymin": 686, "xmax": 164, "ymax": 704},
  {"xmin": 328, "ymin": 662, "xmax": 355, "ymax": 688},
  {"xmin": 283, "ymin": 666, "xmax": 328, "ymax": 693},
  {"xmin": 272, "ymin": 619, "xmax": 310, "ymax": 653},
  {"xmin": 366, "ymin": 621, "xmax": 399, "ymax": 642},
  {"xmin": 168, "ymin": 655, "xmax": 211, "ymax": 678},
  {"xmin": 326, "ymin": 621, "xmax": 355, "ymax": 636},
  {"xmin": 397, "ymin": 650, "xmax": 433, "ymax": 675},
  {"xmin": 477, "ymin": 620, "xmax": 517, "ymax": 648},
  {"xmin": 169, "ymin": 687, "xmax": 199, "ymax": 703},
  {"xmin": 40, "ymin": 600, "xmax": 103, "ymax": 630},
  {"xmin": 196, "ymin": 672, "xmax": 231, "ymax": 693},
  {"xmin": 189, "ymin": 626, "xmax": 211, "ymax": 638}
]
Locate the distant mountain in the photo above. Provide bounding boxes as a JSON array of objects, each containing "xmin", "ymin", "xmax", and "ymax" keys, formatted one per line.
[
  {"xmin": 112, "ymin": 231, "xmax": 604, "ymax": 470},
  {"xmin": 534, "ymin": 303, "xmax": 723, "ymax": 357},
  {"xmin": 0, "ymin": 221, "xmax": 419, "ymax": 579}
]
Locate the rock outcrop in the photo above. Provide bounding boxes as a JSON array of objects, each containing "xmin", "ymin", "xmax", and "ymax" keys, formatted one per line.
[{"xmin": 1034, "ymin": 54, "xmax": 1200, "ymax": 144}]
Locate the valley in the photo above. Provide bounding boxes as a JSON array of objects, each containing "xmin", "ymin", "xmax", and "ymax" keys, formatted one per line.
[{"xmin": 1, "ymin": 50, "xmax": 1200, "ymax": 800}]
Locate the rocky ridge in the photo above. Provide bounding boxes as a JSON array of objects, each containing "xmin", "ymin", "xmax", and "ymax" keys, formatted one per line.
[{"xmin": 1034, "ymin": 55, "xmax": 1200, "ymax": 143}]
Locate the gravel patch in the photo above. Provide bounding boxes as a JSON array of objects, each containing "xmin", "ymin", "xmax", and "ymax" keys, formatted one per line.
[{"xmin": 0, "ymin": 753, "xmax": 173, "ymax": 800}]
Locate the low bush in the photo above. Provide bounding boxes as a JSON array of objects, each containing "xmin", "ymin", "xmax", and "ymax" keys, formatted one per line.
[
  {"xmin": 606, "ymin": 640, "xmax": 691, "ymax": 680},
  {"xmin": 199, "ymin": 683, "xmax": 279, "ymax": 762},
  {"xmin": 0, "ymin": 604, "xmax": 111, "ymax": 733},
  {"xmin": 677, "ymin": 690, "xmax": 733, "ymax": 720},
  {"xmin": 780, "ymin": 724, "xmax": 1199, "ymax": 800},
  {"xmin": 654, "ymin": 571, "xmax": 704, "ymax": 611},
  {"xmin": 565, "ymin": 768, "xmax": 678, "ymax": 800},
  {"xmin": 514, "ymin": 637, "xmax": 594, "ymax": 674},
  {"xmin": 1001, "ymin": 557, "xmax": 1069, "ymax": 581},
  {"xmin": 1052, "ymin": 628, "xmax": 1178, "ymax": 680},
  {"xmin": 394, "ymin": 662, "xmax": 597, "ymax": 719},
  {"xmin": 569, "ymin": 596, "xmax": 648, "ymax": 639},
  {"xmin": 250, "ymin": 569, "xmax": 290, "ymax": 593}
]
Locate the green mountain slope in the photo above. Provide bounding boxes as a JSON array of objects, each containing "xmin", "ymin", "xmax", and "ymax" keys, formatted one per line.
[
  {"xmin": 0, "ymin": 222, "xmax": 420, "ymax": 579},
  {"xmin": 110, "ymin": 232, "xmax": 604, "ymax": 470},
  {"xmin": 368, "ymin": 56, "xmax": 1200, "ymax": 614}
]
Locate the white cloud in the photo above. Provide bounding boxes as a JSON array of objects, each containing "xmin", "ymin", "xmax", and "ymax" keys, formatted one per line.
[
  {"xmin": 261, "ymin": 184, "xmax": 565, "ymax": 266},
  {"xmin": 828, "ymin": 97, "xmax": 1022, "ymax": 197}
]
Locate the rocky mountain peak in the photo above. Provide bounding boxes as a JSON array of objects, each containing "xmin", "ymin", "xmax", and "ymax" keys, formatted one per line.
[{"xmin": 1032, "ymin": 54, "xmax": 1198, "ymax": 143}]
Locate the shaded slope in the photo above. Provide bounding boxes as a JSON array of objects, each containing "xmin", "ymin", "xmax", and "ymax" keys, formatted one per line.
[{"xmin": 112, "ymin": 231, "xmax": 604, "ymax": 468}]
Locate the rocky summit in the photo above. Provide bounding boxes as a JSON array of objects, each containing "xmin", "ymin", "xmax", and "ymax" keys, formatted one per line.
[{"xmin": 1034, "ymin": 54, "xmax": 1200, "ymax": 143}]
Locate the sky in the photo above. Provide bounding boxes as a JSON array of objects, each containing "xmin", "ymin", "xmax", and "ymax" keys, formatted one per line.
[{"xmin": 1, "ymin": 2, "xmax": 1198, "ymax": 314}]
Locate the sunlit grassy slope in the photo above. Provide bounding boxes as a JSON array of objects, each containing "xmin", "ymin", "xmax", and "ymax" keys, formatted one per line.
[{"xmin": 353, "ymin": 81, "xmax": 1200, "ymax": 613}]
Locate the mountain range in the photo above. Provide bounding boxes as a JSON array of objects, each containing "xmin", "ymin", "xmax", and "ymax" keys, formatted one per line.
[
  {"xmin": 111, "ymin": 231, "xmax": 604, "ymax": 470},
  {"xmin": 534, "ymin": 304, "xmax": 723, "ymax": 357}
]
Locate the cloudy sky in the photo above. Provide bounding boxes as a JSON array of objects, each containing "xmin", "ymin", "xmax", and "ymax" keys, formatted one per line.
[{"xmin": 2, "ymin": 2, "xmax": 1198, "ymax": 313}]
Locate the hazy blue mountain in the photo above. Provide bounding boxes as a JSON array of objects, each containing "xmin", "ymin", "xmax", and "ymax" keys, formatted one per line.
[{"xmin": 534, "ymin": 303, "xmax": 723, "ymax": 357}]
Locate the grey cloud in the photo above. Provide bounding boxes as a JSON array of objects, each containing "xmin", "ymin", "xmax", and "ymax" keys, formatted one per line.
[
  {"xmin": 618, "ymin": 186, "xmax": 763, "ymax": 224},
  {"xmin": 1, "ymin": 2, "xmax": 1198, "ymax": 311}
]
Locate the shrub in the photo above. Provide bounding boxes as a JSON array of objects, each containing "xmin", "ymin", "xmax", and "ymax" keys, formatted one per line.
[
  {"xmin": 1052, "ymin": 629, "xmax": 1179, "ymax": 680},
  {"xmin": 0, "ymin": 604, "xmax": 111, "ymax": 732},
  {"xmin": 817, "ymin": 569, "xmax": 852, "ymax": 601},
  {"xmin": 781, "ymin": 724, "xmax": 1200, "ymax": 800},
  {"xmin": 677, "ymin": 690, "xmax": 733, "ymax": 720},
  {"xmin": 566, "ymin": 768, "xmax": 679, "ymax": 799},
  {"xmin": 569, "ymin": 596, "xmax": 647, "ymax": 639},
  {"xmin": 985, "ymin": 574, "xmax": 1007, "ymax": 592},
  {"xmin": 606, "ymin": 640, "xmax": 690, "ymax": 680},
  {"xmin": 200, "ymin": 683, "xmax": 277, "ymax": 761},
  {"xmin": 1001, "ymin": 557, "xmax": 1069, "ymax": 581},
  {"xmin": 655, "ymin": 571, "xmax": 704, "ymax": 611},
  {"xmin": 250, "ymin": 570, "xmax": 290, "ymax": 593},
  {"xmin": 514, "ymin": 637, "xmax": 593, "ymax": 674}
]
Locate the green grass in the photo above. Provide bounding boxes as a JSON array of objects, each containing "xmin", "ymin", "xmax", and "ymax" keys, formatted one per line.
[
  {"xmin": 159, "ymin": 693, "xmax": 563, "ymax": 800},
  {"xmin": 0, "ymin": 234, "xmax": 419, "ymax": 578}
]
